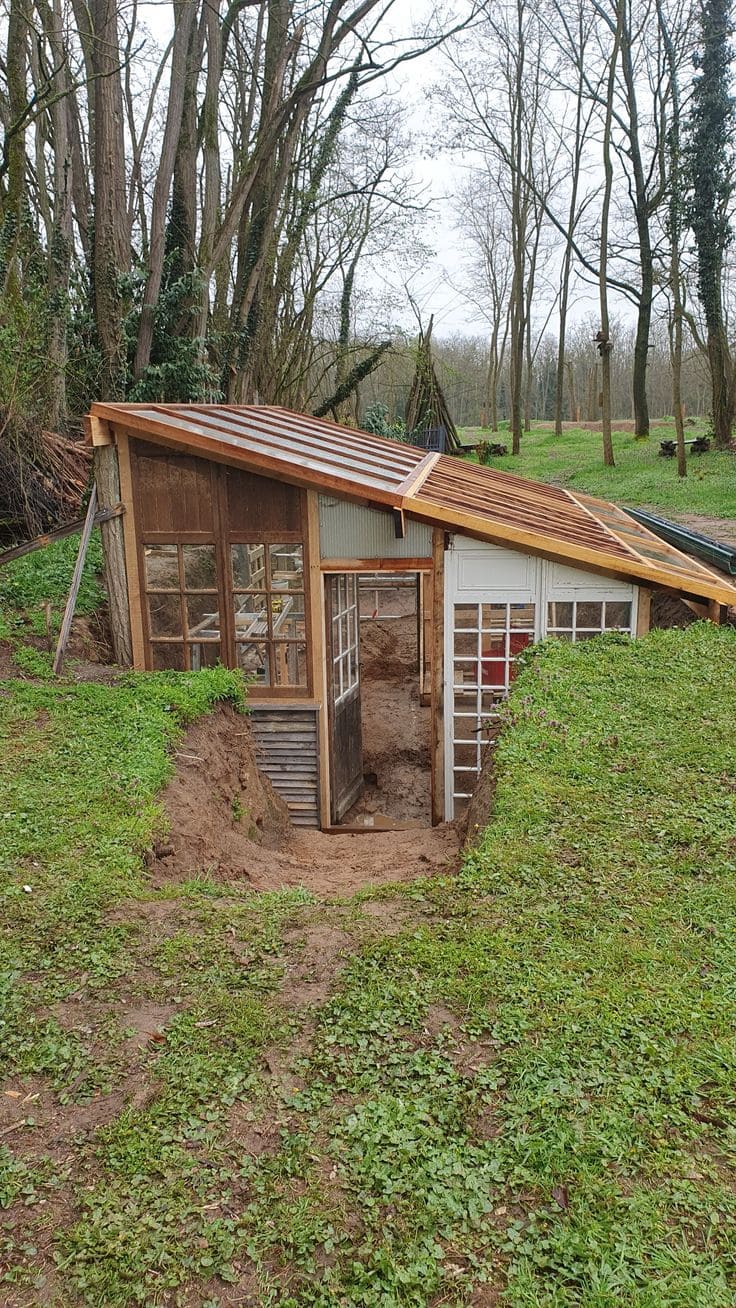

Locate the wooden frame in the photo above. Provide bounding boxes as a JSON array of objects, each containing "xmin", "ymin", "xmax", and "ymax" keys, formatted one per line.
[
  {"xmin": 116, "ymin": 431, "xmax": 146, "ymax": 668},
  {"xmin": 320, "ymin": 557, "xmax": 432, "ymax": 573},
  {"xmin": 430, "ymin": 528, "xmax": 445, "ymax": 826},
  {"xmin": 306, "ymin": 492, "xmax": 331, "ymax": 827}
]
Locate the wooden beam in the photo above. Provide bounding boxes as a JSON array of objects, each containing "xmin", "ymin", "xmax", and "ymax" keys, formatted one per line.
[
  {"xmin": 430, "ymin": 527, "xmax": 445, "ymax": 826},
  {"xmin": 395, "ymin": 450, "xmax": 441, "ymax": 498},
  {"xmin": 392, "ymin": 507, "xmax": 405, "ymax": 539},
  {"xmin": 53, "ymin": 487, "xmax": 98, "ymax": 674},
  {"xmin": 84, "ymin": 414, "xmax": 113, "ymax": 446},
  {"xmin": 114, "ymin": 431, "xmax": 146, "ymax": 669},
  {"xmin": 94, "ymin": 442, "xmax": 133, "ymax": 667},
  {"xmin": 0, "ymin": 506, "xmax": 123, "ymax": 569},
  {"xmin": 306, "ymin": 491, "xmax": 330, "ymax": 829},
  {"xmin": 635, "ymin": 586, "xmax": 652, "ymax": 636},
  {"xmin": 320, "ymin": 557, "xmax": 432, "ymax": 573}
]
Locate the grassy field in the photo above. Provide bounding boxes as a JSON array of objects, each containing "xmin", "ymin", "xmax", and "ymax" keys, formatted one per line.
[
  {"xmin": 1, "ymin": 625, "xmax": 736, "ymax": 1305},
  {"xmin": 459, "ymin": 420, "xmax": 736, "ymax": 520}
]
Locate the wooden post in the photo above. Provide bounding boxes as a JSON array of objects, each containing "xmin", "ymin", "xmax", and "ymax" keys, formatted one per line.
[
  {"xmin": 306, "ymin": 491, "xmax": 330, "ymax": 828},
  {"xmin": 53, "ymin": 486, "xmax": 98, "ymax": 674},
  {"xmin": 430, "ymin": 528, "xmax": 445, "ymax": 826},
  {"xmin": 635, "ymin": 586, "xmax": 652, "ymax": 636},
  {"xmin": 94, "ymin": 441, "xmax": 133, "ymax": 666},
  {"xmin": 115, "ymin": 432, "xmax": 146, "ymax": 668}
]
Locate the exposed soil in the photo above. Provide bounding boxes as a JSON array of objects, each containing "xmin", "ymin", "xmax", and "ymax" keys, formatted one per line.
[
  {"xmin": 668, "ymin": 513, "xmax": 736, "ymax": 550},
  {"xmin": 343, "ymin": 581, "xmax": 431, "ymax": 827},
  {"xmin": 151, "ymin": 703, "xmax": 459, "ymax": 896}
]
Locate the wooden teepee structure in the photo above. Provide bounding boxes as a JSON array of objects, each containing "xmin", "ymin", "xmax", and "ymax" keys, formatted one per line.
[{"xmin": 404, "ymin": 316, "xmax": 460, "ymax": 453}]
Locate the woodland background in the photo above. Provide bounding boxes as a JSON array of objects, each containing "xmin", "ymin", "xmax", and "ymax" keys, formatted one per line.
[{"xmin": 1, "ymin": 0, "xmax": 736, "ymax": 535}]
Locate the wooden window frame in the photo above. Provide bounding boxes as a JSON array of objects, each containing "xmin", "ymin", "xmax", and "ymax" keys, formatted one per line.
[{"xmin": 128, "ymin": 436, "xmax": 313, "ymax": 696}]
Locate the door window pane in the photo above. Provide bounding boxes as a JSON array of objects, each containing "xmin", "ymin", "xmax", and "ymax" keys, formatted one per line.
[
  {"xmin": 270, "ymin": 544, "xmax": 303, "ymax": 589},
  {"xmin": 183, "ymin": 544, "xmax": 217, "ymax": 590},
  {"xmin": 149, "ymin": 593, "xmax": 182, "ymax": 637},
  {"xmin": 187, "ymin": 594, "xmax": 220, "ymax": 638},
  {"xmin": 231, "ymin": 544, "xmax": 266, "ymax": 589},
  {"xmin": 151, "ymin": 643, "xmax": 185, "ymax": 670},
  {"xmin": 145, "ymin": 544, "xmax": 179, "ymax": 591},
  {"xmin": 273, "ymin": 642, "xmax": 307, "ymax": 686}
]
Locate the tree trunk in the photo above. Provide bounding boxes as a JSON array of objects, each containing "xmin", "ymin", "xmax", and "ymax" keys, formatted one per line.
[
  {"xmin": 598, "ymin": 0, "xmax": 622, "ymax": 468},
  {"xmin": 91, "ymin": 0, "xmax": 129, "ymax": 400}
]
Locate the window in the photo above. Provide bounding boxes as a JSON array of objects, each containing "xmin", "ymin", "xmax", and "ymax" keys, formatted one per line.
[
  {"xmin": 546, "ymin": 599, "xmax": 632, "ymax": 641},
  {"xmin": 329, "ymin": 574, "xmax": 360, "ymax": 705},
  {"xmin": 144, "ymin": 543, "xmax": 221, "ymax": 670},
  {"xmin": 232, "ymin": 543, "xmax": 307, "ymax": 686},
  {"xmin": 451, "ymin": 601, "xmax": 536, "ymax": 804}
]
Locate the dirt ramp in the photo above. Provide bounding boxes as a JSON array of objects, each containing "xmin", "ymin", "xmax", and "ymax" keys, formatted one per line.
[{"xmin": 150, "ymin": 705, "xmax": 292, "ymax": 880}]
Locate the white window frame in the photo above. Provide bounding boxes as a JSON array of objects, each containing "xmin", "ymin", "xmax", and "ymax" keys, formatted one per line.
[
  {"xmin": 330, "ymin": 573, "xmax": 360, "ymax": 707},
  {"xmin": 443, "ymin": 539, "xmax": 638, "ymax": 818}
]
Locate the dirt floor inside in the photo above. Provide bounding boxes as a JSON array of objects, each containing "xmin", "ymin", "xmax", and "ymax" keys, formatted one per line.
[
  {"xmin": 152, "ymin": 703, "xmax": 458, "ymax": 897},
  {"xmin": 341, "ymin": 580, "xmax": 432, "ymax": 828}
]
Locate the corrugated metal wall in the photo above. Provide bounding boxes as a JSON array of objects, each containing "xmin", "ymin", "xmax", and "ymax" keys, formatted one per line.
[
  {"xmin": 249, "ymin": 706, "xmax": 320, "ymax": 826},
  {"xmin": 319, "ymin": 496, "xmax": 432, "ymax": 560}
]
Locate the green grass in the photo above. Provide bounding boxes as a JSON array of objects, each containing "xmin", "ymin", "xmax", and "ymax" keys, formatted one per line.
[
  {"xmin": 2, "ymin": 628, "xmax": 736, "ymax": 1304},
  {"xmin": 460, "ymin": 420, "xmax": 736, "ymax": 520},
  {"xmin": 0, "ymin": 528, "xmax": 105, "ymax": 642}
]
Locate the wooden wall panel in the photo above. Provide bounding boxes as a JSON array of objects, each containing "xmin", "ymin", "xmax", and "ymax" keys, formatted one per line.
[
  {"xmin": 226, "ymin": 466, "xmax": 302, "ymax": 536},
  {"xmin": 132, "ymin": 440, "xmax": 215, "ymax": 535}
]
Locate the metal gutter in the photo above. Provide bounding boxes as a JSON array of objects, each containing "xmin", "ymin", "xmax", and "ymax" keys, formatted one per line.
[{"xmin": 625, "ymin": 507, "xmax": 736, "ymax": 575}]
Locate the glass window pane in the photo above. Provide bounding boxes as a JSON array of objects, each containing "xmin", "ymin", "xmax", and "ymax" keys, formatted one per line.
[
  {"xmin": 552, "ymin": 630, "xmax": 573, "ymax": 642},
  {"xmin": 273, "ymin": 642, "xmax": 307, "ymax": 686},
  {"xmin": 605, "ymin": 601, "xmax": 632, "ymax": 629},
  {"xmin": 270, "ymin": 544, "xmax": 303, "ymax": 590},
  {"xmin": 148, "ymin": 593, "xmax": 182, "ymax": 637},
  {"xmin": 183, "ymin": 544, "xmax": 216, "ymax": 590},
  {"xmin": 576, "ymin": 631, "xmax": 599, "ymax": 641},
  {"xmin": 187, "ymin": 594, "xmax": 220, "ymax": 638},
  {"xmin": 454, "ymin": 690, "xmax": 479, "ymax": 714},
  {"xmin": 547, "ymin": 601, "xmax": 573, "ymax": 628},
  {"xmin": 454, "ymin": 630, "xmax": 478, "ymax": 659},
  {"xmin": 231, "ymin": 544, "xmax": 266, "ymax": 590},
  {"xmin": 151, "ymin": 642, "xmax": 185, "ymax": 670},
  {"xmin": 236, "ymin": 641, "xmax": 270, "ymax": 683},
  {"xmin": 480, "ymin": 657, "xmax": 506, "ymax": 688},
  {"xmin": 481, "ymin": 603, "xmax": 508, "ymax": 630},
  {"xmin": 510, "ymin": 603, "xmax": 535, "ymax": 630},
  {"xmin": 234, "ymin": 592, "xmax": 268, "ymax": 639},
  {"xmin": 145, "ymin": 544, "xmax": 179, "ymax": 591},
  {"xmin": 453, "ymin": 742, "xmax": 478, "ymax": 770},
  {"xmin": 454, "ymin": 715, "xmax": 478, "ymax": 742},
  {"xmin": 454, "ymin": 660, "xmax": 479, "ymax": 688},
  {"xmin": 454, "ymin": 604, "xmax": 478, "ymax": 630},
  {"xmin": 576, "ymin": 601, "xmax": 603, "ymax": 629},
  {"xmin": 189, "ymin": 642, "xmax": 220, "ymax": 670}
]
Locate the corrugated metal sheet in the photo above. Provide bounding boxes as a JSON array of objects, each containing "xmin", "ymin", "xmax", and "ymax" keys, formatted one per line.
[
  {"xmin": 319, "ymin": 496, "xmax": 432, "ymax": 560},
  {"xmin": 249, "ymin": 706, "xmax": 320, "ymax": 827}
]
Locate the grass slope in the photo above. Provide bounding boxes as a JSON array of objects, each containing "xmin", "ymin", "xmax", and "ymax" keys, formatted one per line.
[
  {"xmin": 459, "ymin": 421, "xmax": 736, "ymax": 519},
  {"xmin": 2, "ymin": 627, "xmax": 736, "ymax": 1305},
  {"xmin": 0, "ymin": 531, "xmax": 105, "ymax": 668}
]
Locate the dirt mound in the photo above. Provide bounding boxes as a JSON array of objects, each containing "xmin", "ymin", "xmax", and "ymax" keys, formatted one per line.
[{"xmin": 150, "ymin": 704, "xmax": 292, "ymax": 879}]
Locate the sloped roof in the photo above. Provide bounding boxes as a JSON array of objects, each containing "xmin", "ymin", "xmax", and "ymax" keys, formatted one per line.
[{"xmin": 89, "ymin": 402, "xmax": 736, "ymax": 606}]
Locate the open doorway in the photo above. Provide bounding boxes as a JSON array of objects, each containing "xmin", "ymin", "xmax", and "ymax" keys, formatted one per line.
[{"xmin": 326, "ymin": 570, "xmax": 431, "ymax": 829}]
